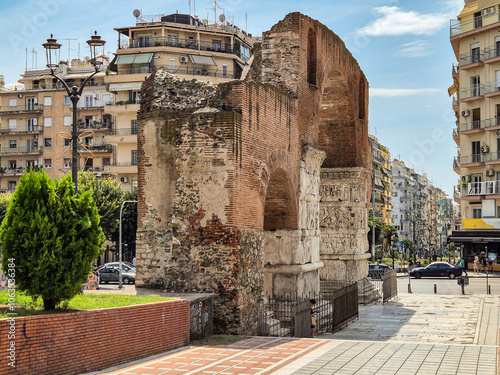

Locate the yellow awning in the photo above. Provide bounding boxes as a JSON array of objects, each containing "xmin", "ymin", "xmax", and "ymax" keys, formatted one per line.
[
  {"xmin": 189, "ymin": 55, "xmax": 217, "ymax": 66},
  {"xmin": 448, "ymin": 84, "xmax": 457, "ymax": 96},
  {"xmin": 108, "ymin": 82, "xmax": 143, "ymax": 92}
]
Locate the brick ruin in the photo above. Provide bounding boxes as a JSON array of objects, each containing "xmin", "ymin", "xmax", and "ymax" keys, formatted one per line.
[{"xmin": 136, "ymin": 12, "xmax": 371, "ymax": 334}]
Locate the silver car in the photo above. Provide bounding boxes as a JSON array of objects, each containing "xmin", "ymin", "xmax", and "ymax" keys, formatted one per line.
[{"xmin": 98, "ymin": 266, "xmax": 136, "ymax": 284}]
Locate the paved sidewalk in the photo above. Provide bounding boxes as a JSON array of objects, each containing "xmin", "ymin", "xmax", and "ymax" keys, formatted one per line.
[{"xmin": 86, "ymin": 293, "xmax": 499, "ymax": 375}]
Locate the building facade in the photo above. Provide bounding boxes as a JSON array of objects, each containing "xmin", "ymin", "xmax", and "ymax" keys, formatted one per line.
[
  {"xmin": 450, "ymin": 0, "xmax": 500, "ymax": 262},
  {"xmin": 369, "ymin": 135, "xmax": 393, "ymax": 227},
  {"xmin": 104, "ymin": 12, "xmax": 252, "ymax": 192}
]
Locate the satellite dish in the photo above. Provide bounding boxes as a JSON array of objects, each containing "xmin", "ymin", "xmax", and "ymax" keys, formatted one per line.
[
  {"xmin": 133, "ymin": 9, "xmax": 141, "ymax": 17},
  {"xmin": 219, "ymin": 14, "xmax": 226, "ymax": 23},
  {"xmin": 202, "ymin": 19, "xmax": 208, "ymax": 26}
]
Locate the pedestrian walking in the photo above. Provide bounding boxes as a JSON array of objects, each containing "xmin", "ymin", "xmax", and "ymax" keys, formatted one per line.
[
  {"xmin": 310, "ymin": 299, "xmax": 318, "ymax": 338},
  {"xmin": 459, "ymin": 257, "xmax": 468, "ymax": 275},
  {"xmin": 132, "ymin": 256, "xmax": 136, "ymax": 266},
  {"xmin": 481, "ymin": 257, "xmax": 488, "ymax": 273},
  {"xmin": 473, "ymin": 256, "xmax": 480, "ymax": 275}
]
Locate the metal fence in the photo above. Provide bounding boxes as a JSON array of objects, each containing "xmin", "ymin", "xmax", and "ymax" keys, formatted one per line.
[
  {"xmin": 190, "ymin": 296, "xmax": 214, "ymax": 340},
  {"xmin": 257, "ymin": 281, "xmax": 359, "ymax": 338},
  {"xmin": 382, "ymin": 270, "xmax": 398, "ymax": 303},
  {"xmin": 363, "ymin": 269, "xmax": 398, "ymax": 304}
]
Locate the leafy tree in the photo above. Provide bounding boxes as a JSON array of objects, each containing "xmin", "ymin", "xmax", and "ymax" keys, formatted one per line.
[
  {"xmin": 0, "ymin": 193, "xmax": 11, "ymax": 223},
  {"xmin": 367, "ymin": 215, "xmax": 382, "ymax": 247},
  {"xmin": 0, "ymin": 170, "xmax": 104, "ymax": 309},
  {"xmin": 111, "ymin": 191, "xmax": 138, "ymax": 261},
  {"xmin": 382, "ymin": 225, "xmax": 398, "ymax": 242},
  {"xmin": 78, "ymin": 172, "xmax": 125, "ymax": 241}
]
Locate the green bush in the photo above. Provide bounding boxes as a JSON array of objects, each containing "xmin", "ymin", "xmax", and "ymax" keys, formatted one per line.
[{"xmin": 0, "ymin": 170, "xmax": 105, "ymax": 310}]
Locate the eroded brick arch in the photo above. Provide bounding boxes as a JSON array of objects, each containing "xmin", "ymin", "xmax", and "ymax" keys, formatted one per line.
[{"xmin": 263, "ymin": 168, "xmax": 298, "ymax": 231}]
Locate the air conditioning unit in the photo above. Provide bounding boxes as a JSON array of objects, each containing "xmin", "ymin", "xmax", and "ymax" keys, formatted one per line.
[
  {"xmin": 486, "ymin": 169, "xmax": 495, "ymax": 177},
  {"xmin": 481, "ymin": 145, "xmax": 490, "ymax": 154},
  {"xmin": 179, "ymin": 56, "xmax": 188, "ymax": 63},
  {"xmin": 496, "ymin": 130, "xmax": 500, "ymax": 137},
  {"xmin": 33, "ymin": 134, "xmax": 38, "ymax": 139},
  {"xmin": 461, "ymin": 110, "xmax": 470, "ymax": 117},
  {"xmin": 482, "ymin": 7, "xmax": 495, "ymax": 15},
  {"xmin": 120, "ymin": 177, "xmax": 129, "ymax": 183},
  {"xmin": 461, "ymin": 175, "xmax": 471, "ymax": 183},
  {"xmin": 96, "ymin": 173, "xmax": 102, "ymax": 177},
  {"xmin": 17, "ymin": 93, "xmax": 23, "ymax": 98}
]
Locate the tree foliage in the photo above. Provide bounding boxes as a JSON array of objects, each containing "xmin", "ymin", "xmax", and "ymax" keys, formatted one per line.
[
  {"xmin": 0, "ymin": 171, "xmax": 105, "ymax": 309},
  {"xmin": 78, "ymin": 172, "xmax": 125, "ymax": 241},
  {"xmin": 110, "ymin": 191, "xmax": 138, "ymax": 260},
  {"xmin": 0, "ymin": 193, "xmax": 12, "ymax": 223}
]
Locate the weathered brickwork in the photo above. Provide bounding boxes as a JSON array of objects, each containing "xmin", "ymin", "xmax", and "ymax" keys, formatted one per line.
[{"xmin": 136, "ymin": 12, "xmax": 371, "ymax": 333}]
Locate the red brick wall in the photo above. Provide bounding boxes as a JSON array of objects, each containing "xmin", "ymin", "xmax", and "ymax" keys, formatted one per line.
[{"xmin": 0, "ymin": 300, "xmax": 189, "ymax": 375}]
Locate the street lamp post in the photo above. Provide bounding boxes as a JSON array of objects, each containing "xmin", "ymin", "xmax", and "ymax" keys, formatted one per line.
[{"xmin": 43, "ymin": 32, "xmax": 105, "ymax": 193}]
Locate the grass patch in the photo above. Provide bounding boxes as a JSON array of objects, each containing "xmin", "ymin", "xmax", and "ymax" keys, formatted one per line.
[{"xmin": 0, "ymin": 291, "xmax": 172, "ymax": 318}]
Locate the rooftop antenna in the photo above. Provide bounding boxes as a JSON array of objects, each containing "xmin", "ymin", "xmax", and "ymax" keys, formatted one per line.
[
  {"xmin": 188, "ymin": 0, "xmax": 191, "ymax": 16},
  {"xmin": 245, "ymin": 13, "xmax": 248, "ymax": 33},
  {"xmin": 30, "ymin": 48, "xmax": 37, "ymax": 70},
  {"xmin": 193, "ymin": 0, "xmax": 196, "ymax": 17},
  {"xmin": 25, "ymin": 47, "xmax": 28, "ymax": 71},
  {"xmin": 60, "ymin": 38, "xmax": 77, "ymax": 62},
  {"xmin": 207, "ymin": 0, "xmax": 222, "ymax": 25}
]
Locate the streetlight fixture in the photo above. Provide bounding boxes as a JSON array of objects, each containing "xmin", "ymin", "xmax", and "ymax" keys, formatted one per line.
[{"xmin": 43, "ymin": 32, "xmax": 106, "ymax": 193}]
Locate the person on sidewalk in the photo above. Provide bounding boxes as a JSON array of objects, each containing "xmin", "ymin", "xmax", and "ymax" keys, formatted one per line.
[
  {"xmin": 481, "ymin": 257, "xmax": 488, "ymax": 273},
  {"xmin": 310, "ymin": 299, "xmax": 318, "ymax": 338},
  {"xmin": 474, "ymin": 256, "xmax": 480, "ymax": 275},
  {"xmin": 459, "ymin": 257, "xmax": 468, "ymax": 276}
]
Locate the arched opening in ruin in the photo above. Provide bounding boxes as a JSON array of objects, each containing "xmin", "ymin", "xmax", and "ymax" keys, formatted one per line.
[
  {"xmin": 263, "ymin": 168, "xmax": 298, "ymax": 231},
  {"xmin": 318, "ymin": 70, "xmax": 356, "ymax": 168},
  {"xmin": 307, "ymin": 28, "xmax": 317, "ymax": 86}
]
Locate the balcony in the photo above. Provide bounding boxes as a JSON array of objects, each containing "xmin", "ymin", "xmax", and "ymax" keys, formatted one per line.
[
  {"xmin": 459, "ymin": 51, "xmax": 484, "ymax": 69},
  {"xmin": 460, "ymin": 154, "xmax": 484, "ymax": 166},
  {"xmin": 0, "ymin": 105, "xmax": 43, "ymax": 114},
  {"xmin": 0, "ymin": 146, "xmax": 43, "ymax": 155},
  {"xmin": 460, "ymin": 85, "xmax": 484, "ymax": 102},
  {"xmin": 453, "ymin": 127, "xmax": 460, "ymax": 145},
  {"xmin": 106, "ymin": 128, "xmax": 138, "ymax": 136},
  {"xmin": 484, "ymin": 81, "xmax": 500, "ymax": 98},
  {"xmin": 450, "ymin": 11, "xmax": 500, "ymax": 37},
  {"xmin": 484, "ymin": 151, "xmax": 500, "ymax": 164},
  {"xmin": 103, "ymin": 162, "xmax": 137, "ymax": 174},
  {"xmin": 78, "ymin": 121, "xmax": 113, "ymax": 132},
  {"xmin": 0, "ymin": 126, "xmax": 42, "ymax": 135},
  {"xmin": 460, "ymin": 120, "xmax": 484, "ymax": 133},
  {"xmin": 105, "ymin": 128, "xmax": 138, "ymax": 144},
  {"xmin": 0, "ymin": 168, "xmax": 25, "ymax": 177},
  {"xmin": 452, "ymin": 95, "xmax": 459, "ymax": 111},
  {"xmin": 484, "ymin": 45, "xmax": 500, "ymax": 62},
  {"xmin": 464, "ymin": 180, "xmax": 500, "ymax": 196},
  {"xmin": 119, "ymin": 37, "xmax": 249, "ymax": 61},
  {"xmin": 79, "ymin": 144, "xmax": 112, "ymax": 153}
]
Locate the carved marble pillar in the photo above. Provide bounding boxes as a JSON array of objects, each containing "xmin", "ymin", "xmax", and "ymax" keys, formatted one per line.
[
  {"xmin": 319, "ymin": 168, "xmax": 371, "ymax": 282},
  {"xmin": 263, "ymin": 146, "xmax": 326, "ymax": 297}
]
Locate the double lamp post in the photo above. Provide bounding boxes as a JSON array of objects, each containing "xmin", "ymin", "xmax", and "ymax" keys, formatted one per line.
[{"xmin": 42, "ymin": 32, "xmax": 106, "ymax": 193}]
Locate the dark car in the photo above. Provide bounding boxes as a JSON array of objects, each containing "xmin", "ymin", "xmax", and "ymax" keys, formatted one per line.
[
  {"xmin": 368, "ymin": 264, "xmax": 391, "ymax": 279},
  {"xmin": 98, "ymin": 266, "xmax": 136, "ymax": 284},
  {"xmin": 410, "ymin": 262, "xmax": 462, "ymax": 279}
]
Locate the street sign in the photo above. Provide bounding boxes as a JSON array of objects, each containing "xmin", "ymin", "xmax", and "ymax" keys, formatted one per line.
[{"xmin": 488, "ymin": 253, "xmax": 497, "ymax": 261}]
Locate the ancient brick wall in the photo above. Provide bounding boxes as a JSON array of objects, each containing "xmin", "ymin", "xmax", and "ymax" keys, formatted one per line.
[{"xmin": 136, "ymin": 12, "xmax": 371, "ymax": 333}]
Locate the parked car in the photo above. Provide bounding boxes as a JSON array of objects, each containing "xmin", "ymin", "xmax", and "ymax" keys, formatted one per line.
[
  {"xmin": 98, "ymin": 266, "xmax": 136, "ymax": 284},
  {"xmin": 104, "ymin": 262, "xmax": 136, "ymax": 272},
  {"xmin": 409, "ymin": 262, "xmax": 462, "ymax": 279},
  {"xmin": 368, "ymin": 264, "xmax": 391, "ymax": 279}
]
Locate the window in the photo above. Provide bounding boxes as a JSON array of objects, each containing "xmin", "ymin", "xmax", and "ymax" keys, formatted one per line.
[
  {"xmin": 9, "ymin": 140, "xmax": 16, "ymax": 149},
  {"xmin": 27, "ymin": 160, "xmax": 37, "ymax": 169},
  {"xmin": 131, "ymin": 120, "xmax": 138, "ymax": 134},
  {"xmin": 168, "ymin": 34, "xmax": 177, "ymax": 46},
  {"xmin": 470, "ymin": 42, "xmax": 480, "ymax": 63},
  {"xmin": 8, "ymin": 182, "xmax": 16, "ymax": 191},
  {"xmin": 27, "ymin": 139, "xmax": 35, "ymax": 152},
  {"xmin": 222, "ymin": 64, "xmax": 228, "ymax": 78},
  {"xmin": 44, "ymin": 138, "xmax": 52, "ymax": 148},
  {"xmin": 212, "ymin": 39, "xmax": 222, "ymax": 51},
  {"xmin": 64, "ymin": 139, "xmax": 71, "ymax": 147},
  {"xmin": 27, "ymin": 118, "xmax": 37, "ymax": 131},
  {"xmin": 63, "ymin": 158, "xmax": 71, "ymax": 168},
  {"xmin": 474, "ymin": 11, "xmax": 482, "ymax": 29},
  {"xmin": 139, "ymin": 36, "xmax": 152, "ymax": 47},
  {"xmin": 8, "ymin": 119, "xmax": 17, "ymax": 129},
  {"xmin": 471, "ymin": 76, "xmax": 480, "ymax": 96},
  {"xmin": 44, "ymin": 159, "xmax": 52, "ymax": 169},
  {"xmin": 473, "ymin": 208, "xmax": 482, "ymax": 218},
  {"xmin": 132, "ymin": 180, "xmax": 138, "ymax": 192},
  {"xmin": 169, "ymin": 59, "xmax": 175, "ymax": 73},
  {"xmin": 44, "ymin": 96, "xmax": 52, "ymax": 106},
  {"xmin": 85, "ymin": 116, "xmax": 94, "ymax": 127},
  {"xmin": 131, "ymin": 150, "xmax": 138, "ymax": 166},
  {"xmin": 103, "ymin": 157, "xmax": 111, "ymax": 166},
  {"xmin": 472, "ymin": 108, "xmax": 480, "ymax": 129},
  {"xmin": 8, "ymin": 99, "xmax": 17, "ymax": 108},
  {"xmin": 85, "ymin": 96, "xmax": 94, "ymax": 107},
  {"xmin": 64, "ymin": 116, "xmax": 72, "ymax": 126},
  {"xmin": 44, "ymin": 117, "xmax": 52, "ymax": 127},
  {"xmin": 64, "ymin": 96, "xmax": 71, "ymax": 105},
  {"xmin": 8, "ymin": 161, "xmax": 16, "ymax": 169},
  {"xmin": 472, "ymin": 141, "xmax": 481, "ymax": 162}
]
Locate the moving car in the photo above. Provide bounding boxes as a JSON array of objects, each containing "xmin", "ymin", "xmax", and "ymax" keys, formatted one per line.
[
  {"xmin": 410, "ymin": 262, "xmax": 462, "ymax": 279},
  {"xmin": 104, "ymin": 262, "xmax": 136, "ymax": 272},
  {"xmin": 98, "ymin": 266, "xmax": 136, "ymax": 284}
]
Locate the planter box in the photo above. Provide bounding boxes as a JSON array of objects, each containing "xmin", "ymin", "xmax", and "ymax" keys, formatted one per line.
[{"xmin": 0, "ymin": 299, "xmax": 189, "ymax": 375}]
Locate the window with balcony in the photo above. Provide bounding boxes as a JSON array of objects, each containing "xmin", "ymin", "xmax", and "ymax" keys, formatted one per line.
[
  {"xmin": 27, "ymin": 139, "xmax": 35, "ymax": 152},
  {"xmin": 85, "ymin": 96, "xmax": 94, "ymax": 107},
  {"xmin": 168, "ymin": 34, "xmax": 177, "ymax": 46},
  {"xmin": 8, "ymin": 182, "xmax": 16, "ymax": 191},
  {"xmin": 44, "ymin": 159, "xmax": 52, "ymax": 169},
  {"xmin": 474, "ymin": 11, "xmax": 483, "ymax": 29},
  {"xmin": 45, "ymin": 138, "xmax": 52, "ymax": 148},
  {"xmin": 471, "ymin": 43, "xmax": 480, "ymax": 63},
  {"xmin": 472, "ymin": 108, "xmax": 480, "ymax": 129},
  {"xmin": 103, "ymin": 157, "xmax": 111, "ymax": 166},
  {"xmin": 139, "ymin": 36, "xmax": 152, "ymax": 47},
  {"xmin": 472, "ymin": 141, "xmax": 481, "ymax": 162},
  {"xmin": 9, "ymin": 141, "xmax": 16, "ymax": 149},
  {"xmin": 27, "ymin": 118, "xmax": 37, "ymax": 131},
  {"xmin": 131, "ymin": 120, "xmax": 138, "ymax": 135},
  {"xmin": 212, "ymin": 39, "xmax": 222, "ymax": 51},
  {"xmin": 27, "ymin": 160, "xmax": 36, "ymax": 169},
  {"xmin": 8, "ymin": 161, "xmax": 16, "ymax": 169},
  {"xmin": 471, "ymin": 76, "xmax": 481, "ymax": 96},
  {"xmin": 26, "ymin": 98, "xmax": 37, "ymax": 110}
]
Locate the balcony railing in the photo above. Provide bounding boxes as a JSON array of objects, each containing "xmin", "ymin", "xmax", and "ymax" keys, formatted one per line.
[
  {"xmin": 0, "ymin": 105, "xmax": 43, "ymax": 113},
  {"xmin": 461, "ymin": 154, "xmax": 484, "ymax": 164},
  {"xmin": 0, "ymin": 168, "xmax": 26, "ymax": 176},
  {"xmin": 119, "ymin": 37, "xmax": 249, "ymax": 61},
  {"xmin": 453, "ymin": 157, "xmax": 460, "ymax": 169},
  {"xmin": 485, "ymin": 81, "xmax": 500, "ymax": 95},
  {"xmin": 79, "ymin": 144, "xmax": 113, "ymax": 153},
  {"xmin": 485, "ymin": 45, "xmax": 500, "ymax": 60},
  {"xmin": 0, "ymin": 126, "xmax": 42, "ymax": 134},
  {"xmin": 452, "ymin": 95, "xmax": 459, "ymax": 106},
  {"xmin": 106, "ymin": 128, "xmax": 138, "ymax": 136},
  {"xmin": 485, "ymin": 117, "xmax": 500, "ymax": 128},
  {"xmin": 453, "ymin": 127, "xmax": 459, "ymax": 137},
  {"xmin": 460, "ymin": 120, "xmax": 483, "ymax": 131},
  {"xmin": 461, "ymin": 84, "xmax": 484, "ymax": 99},
  {"xmin": 459, "ymin": 51, "xmax": 484, "ymax": 66},
  {"xmin": 465, "ymin": 180, "xmax": 500, "ymax": 196},
  {"xmin": 484, "ymin": 151, "xmax": 500, "ymax": 162},
  {"xmin": 0, "ymin": 146, "xmax": 43, "ymax": 155},
  {"xmin": 450, "ymin": 11, "xmax": 500, "ymax": 37}
]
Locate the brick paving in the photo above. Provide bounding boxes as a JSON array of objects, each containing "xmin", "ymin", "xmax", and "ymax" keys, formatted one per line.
[{"xmin": 87, "ymin": 293, "xmax": 500, "ymax": 375}]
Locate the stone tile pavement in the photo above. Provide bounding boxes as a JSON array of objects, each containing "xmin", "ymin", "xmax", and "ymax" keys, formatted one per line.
[{"xmin": 86, "ymin": 293, "xmax": 500, "ymax": 375}]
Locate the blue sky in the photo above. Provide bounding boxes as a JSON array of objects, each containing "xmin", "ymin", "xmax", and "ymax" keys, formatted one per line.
[{"xmin": 0, "ymin": 0, "xmax": 463, "ymax": 197}]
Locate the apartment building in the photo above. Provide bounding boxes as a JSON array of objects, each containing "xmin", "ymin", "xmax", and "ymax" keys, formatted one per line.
[
  {"xmin": 0, "ymin": 75, "xmax": 5, "ymax": 91},
  {"xmin": 104, "ymin": 11, "xmax": 253, "ymax": 190},
  {"xmin": 0, "ymin": 58, "xmax": 114, "ymax": 192},
  {"xmin": 369, "ymin": 136, "xmax": 393, "ymax": 226},
  {"xmin": 450, "ymin": 0, "xmax": 500, "ymax": 261}
]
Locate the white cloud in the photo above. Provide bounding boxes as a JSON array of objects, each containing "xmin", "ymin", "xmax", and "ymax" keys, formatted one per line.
[
  {"xmin": 370, "ymin": 88, "xmax": 441, "ymax": 97},
  {"xmin": 397, "ymin": 40, "xmax": 431, "ymax": 57},
  {"xmin": 358, "ymin": 6, "xmax": 448, "ymax": 36}
]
